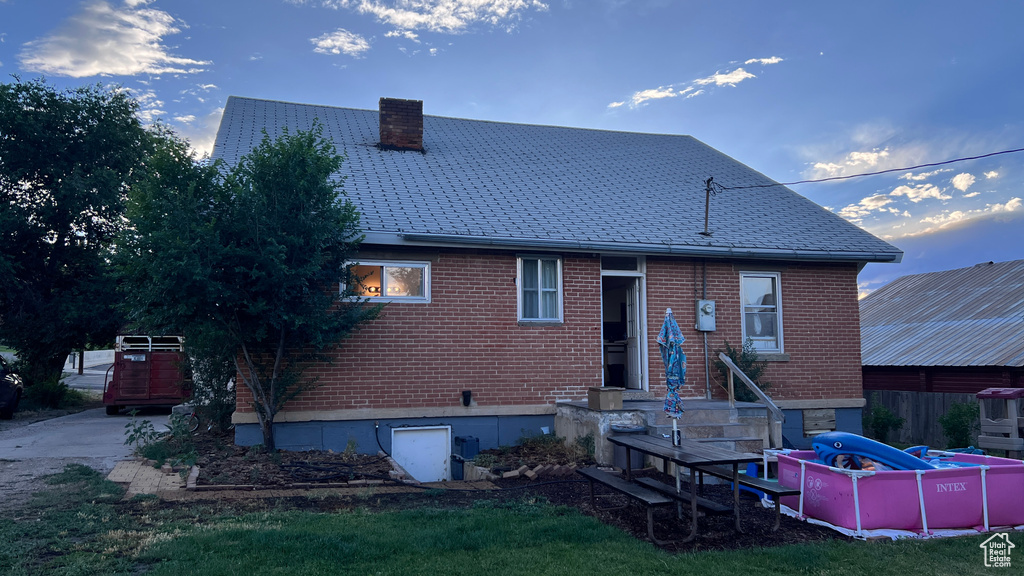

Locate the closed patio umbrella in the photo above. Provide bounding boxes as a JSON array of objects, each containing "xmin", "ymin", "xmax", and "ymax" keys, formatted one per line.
[{"xmin": 658, "ymin": 308, "xmax": 686, "ymax": 423}]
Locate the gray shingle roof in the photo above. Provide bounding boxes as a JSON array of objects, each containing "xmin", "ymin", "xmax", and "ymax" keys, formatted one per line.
[
  {"xmin": 861, "ymin": 260, "xmax": 1024, "ymax": 367},
  {"xmin": 212, "ymin": 96, "xmax": 901, "ymax": 262}
]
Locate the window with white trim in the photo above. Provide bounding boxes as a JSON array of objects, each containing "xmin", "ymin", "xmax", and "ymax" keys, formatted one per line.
[
  {"xmin": 518, "ymin": 256, "xmax": 562, "ymax": 322},
  {"xmin": 740, "ymin": 272, "xmax": 782, "ymax": 353},
  {"xmin": 347, "ymin": 261, "xmax": 430, "ymax": 303}
]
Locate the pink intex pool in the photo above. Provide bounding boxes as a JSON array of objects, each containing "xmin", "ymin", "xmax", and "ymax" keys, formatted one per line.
[{"xmin": 777, "ymin": 450, "xmax": 1024, "ymax": 533}]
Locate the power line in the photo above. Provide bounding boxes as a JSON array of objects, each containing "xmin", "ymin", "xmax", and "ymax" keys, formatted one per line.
[{"xmin": 717, "ymin": 146, "xmax": 1024, "ymax": 191}]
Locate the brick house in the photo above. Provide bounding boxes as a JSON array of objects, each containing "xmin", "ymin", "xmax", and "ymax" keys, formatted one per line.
[{"xmin": 212, "ymin": 96, "xmax": 902, "ymax": 457}]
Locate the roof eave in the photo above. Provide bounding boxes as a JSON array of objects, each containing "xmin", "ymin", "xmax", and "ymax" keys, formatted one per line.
[{"xmin": 360, "ymin": 231, "xmax": 903, "ymax": 264}]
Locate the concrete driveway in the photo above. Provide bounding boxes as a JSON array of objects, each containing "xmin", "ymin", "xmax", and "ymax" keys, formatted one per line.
[
  {"xmin": 64, "ymin": 363, "xmax": 112, "ymax": 392},
  {"xmin": 0, "ymin": 408, "xmax": 165, "ymax": 509}
]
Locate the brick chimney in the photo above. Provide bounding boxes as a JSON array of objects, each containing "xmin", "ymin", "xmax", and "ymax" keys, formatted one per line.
[{"xmin": 379, "ymin": 97, "xmax": 423, "ymax": 152}]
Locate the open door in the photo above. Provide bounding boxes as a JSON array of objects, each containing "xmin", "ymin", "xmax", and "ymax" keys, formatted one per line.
[
  {"xmin": 624, "ymin": 279, "xmax": 642, "ymax": 389},
  {"xmin": 601, "ymin": 274, "xmax": 645, "ymax": 391}
]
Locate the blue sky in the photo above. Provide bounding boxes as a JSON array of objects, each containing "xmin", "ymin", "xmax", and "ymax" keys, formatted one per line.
[{"xmin": 3, "ymin": 0, "xmax": 1023, "ymax": 294}]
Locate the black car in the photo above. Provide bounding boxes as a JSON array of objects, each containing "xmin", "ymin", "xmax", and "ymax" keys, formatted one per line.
[{"xmin": 0, "ymin": 355, "xmax": 23, "ymax": 419}]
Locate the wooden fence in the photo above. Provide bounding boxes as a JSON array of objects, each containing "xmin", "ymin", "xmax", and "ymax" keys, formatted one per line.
[{"xmin": 863, "ymin": 390, "xmax": 981, "ymax": 448}]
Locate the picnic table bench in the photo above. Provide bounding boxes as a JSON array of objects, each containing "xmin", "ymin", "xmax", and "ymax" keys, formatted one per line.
[
  {"xmin": 608, "ymin": 434, "xmax": 762, "ymax": 542},
  {"xmin": 576, "ymin": 467, "xmax": 679, "ymax": 545},
  {"xmin": 633, "ymin": 476, "xmax": 731, "ymax": 515},
  {"xmin": 694, "ymin": 464, "xmax": 801, "ymax": 531}
]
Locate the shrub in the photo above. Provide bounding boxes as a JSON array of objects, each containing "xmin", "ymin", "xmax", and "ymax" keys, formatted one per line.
[
  {"xmin": 23, "ymin": 376, "xmax": 70, "ymax": 409},
  {"xmin": 939, "ymin": 401, "xmax": 980, "ymax": 449},
  {"xmin": 713, "ymin": 338, "xmax": 772, "ymax": 402},
  {"xmin": 123, "ymin": 411, "xmax": 197, "ymax": 468},
  {"xmin": 862, "ymin": 394, "xmax": 904, "ymax": 443}
]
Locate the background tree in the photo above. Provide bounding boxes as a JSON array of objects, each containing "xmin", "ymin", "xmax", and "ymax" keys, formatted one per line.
[
  {"xmin": 119, "ymin": 127, "xmax": 379, "ymax": 451},
  {"xmin": 0, "ymin": 79, "xmax": 147, "ymax": 386}
]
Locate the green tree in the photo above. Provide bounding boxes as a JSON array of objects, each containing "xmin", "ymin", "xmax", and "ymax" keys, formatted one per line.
[
  {"xmin": 0, "ymin": 79, "xmax": 147, "ymax": 385},
  {"xmin": 119, "ymin": 127, "xmax": 379, "ymax": 451}
]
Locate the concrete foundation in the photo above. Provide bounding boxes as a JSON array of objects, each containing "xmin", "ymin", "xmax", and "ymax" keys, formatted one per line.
[{"xmin": 555, "ymin": 402, "xmax": 647, "ymax": 466}]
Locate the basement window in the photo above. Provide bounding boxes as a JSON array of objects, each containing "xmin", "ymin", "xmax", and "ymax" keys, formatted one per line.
[{"xmin": 347, "ymin": 261, "xmax": 430, "ymax": 303}]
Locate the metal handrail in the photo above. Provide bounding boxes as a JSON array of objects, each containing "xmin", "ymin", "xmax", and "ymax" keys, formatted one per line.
[{"xmin": 717, "ymin": 352, "xmax": 785, "ymax": 423}]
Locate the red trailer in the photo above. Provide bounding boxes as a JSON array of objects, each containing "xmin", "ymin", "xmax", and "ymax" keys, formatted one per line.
[{"xmin": 103, "ymin": 335, "xmax": 191, "ymax": 415}]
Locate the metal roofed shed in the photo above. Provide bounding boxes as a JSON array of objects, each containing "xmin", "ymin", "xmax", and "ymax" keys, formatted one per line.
[
  {"xmin": 861, "ymin": 260, "xmax": 1024, "ymax": 371},
  {"xmin": 861, "ymin": 260, "xmax": 1024, "ymax": 447}
]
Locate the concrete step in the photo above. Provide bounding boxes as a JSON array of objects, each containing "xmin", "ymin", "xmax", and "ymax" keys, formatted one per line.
[
  {"xmin": 691, "ymin": 436, "xmax": 765, "ymax": 453},
  {"xmin": 649, "ymin": 422, "xmax": 765, "ymax": 440},
  {"xmin": 735, "ymin": 406, "xmax": 770, "ymax": 419},
  {"xmin": 648, "ymin": 408, "xmax": 735, "ymax": 426}
]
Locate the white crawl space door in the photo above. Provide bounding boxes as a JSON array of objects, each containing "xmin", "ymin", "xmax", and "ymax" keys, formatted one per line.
[{"xmin": 391, "ymin": 425, "xmax": 451, "ymax": 482}]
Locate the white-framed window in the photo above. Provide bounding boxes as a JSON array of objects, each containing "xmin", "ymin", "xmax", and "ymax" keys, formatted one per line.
[
  {"xmin": 518, "ymin": 256, "xmax": 562, "ymax": 322},
  {"xmin": 346, "ymin": 260, "xmax": 430, "ymax": 303},
  {"xmin": 740, "ymin": 271, "xmax": 783, "ymax": 353}
]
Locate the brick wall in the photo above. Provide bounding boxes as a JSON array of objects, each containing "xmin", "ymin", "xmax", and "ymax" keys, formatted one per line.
[
  {"xmin": 237, "ymin": 249, "xmax": 603, "ymax": 413},
  {"xmin": 236, "ymin": 252, "xmax": 864, "ymax": 415},
  {"xmin": 644, "ymin": 258, "xmax": 863, "ymax": 402}
]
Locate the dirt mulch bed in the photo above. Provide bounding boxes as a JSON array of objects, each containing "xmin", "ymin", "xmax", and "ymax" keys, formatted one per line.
[
  {"xmin": 187, "ymin": 431, "xmax": 844, "ymax": 552},
  {"xmin": 193, "ymin": 432, "xmax": 394, "ymax": 488}
]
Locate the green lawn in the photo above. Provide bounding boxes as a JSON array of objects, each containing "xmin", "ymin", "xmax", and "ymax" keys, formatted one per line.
[{"xmin": 1, "ymin": 465, "xmax": 1014, "ymax": 575}]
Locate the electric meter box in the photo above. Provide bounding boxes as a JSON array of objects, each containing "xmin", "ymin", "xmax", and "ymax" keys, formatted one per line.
[{"xmin": 696, "ymin": 300, "xmax": 716, "ymax": 332}]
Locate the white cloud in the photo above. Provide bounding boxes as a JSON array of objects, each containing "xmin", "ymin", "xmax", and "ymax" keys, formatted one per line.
[
  {"xmin": 899, "ymin": 168, "xmax": 951, "ymax": 181},
  {"xmin": 806, "ymin": 139, "xmax": 944, "ymax": 182},
  {"xmin": 836, "ymin": 194, "xmax": 894, "ymax": 221},
  {"xmin": 991, "ymin": 197, "xmax": 1023, "ymax": 212},
  {"xmin": 19, "ymin": 0, "xmax": 210, "ymax": 77},
  {"xmin": 950, "ymin": 172, "xmax": 975, "ymax": 192},
  {"xmin": 985, "ymin": 171, "xmax": 999, "ymax": 179},
  {"xmin": 385, "ymin": 30, "xmax": 420, "ymax": 42},
  {"xmin": 848, "ymin": 149, "xmax": 889, "ymax": 167},
  {"xmin": 609, "ymin": 56, "xmax": 781, "ymax": 109},
  {"xmin": 744, "ymin": 56, "xmax": 783, "ymax": 65},
  {"xmin": 309, "ymin": 0, "xmax": 548, "ymax": 34},
  {"xmin": 889, "ymin": 183, "xmax": 951, "ymax": 203},
  {"xmin": 892, "ymin": 197, "xmax": 1022, "ymax": 238},
  {"xmin": 312, "ymin": 29, "xmax": 371, "ymax": 57},
  {"xmin": 964, "ymin": 191, "xmax": 981, "ymax": 198},
  {"xmin": 175, "ymin": 106, "xmax": 224, "ymax": 158},
  {"xmin": 813, "ymin": 148, "xmax": 891, "ymax": 177},
  {"xmin": 627, "ymin": 86, "xmax": 679, "ymax": 107},
  {"xmin": 695, "ymin": 67, "xmax": 755, "ymax": 87},
  {"xmin": 131, "ymin": 88, "xmax": 166, "ymax": 123},
  {"xmin": 920, "ymin": 210, "xmax": 966, "ymax": 226},
  {"xmin": 173, "ymin": 114, "xmax": 196, "ymax": 123}
]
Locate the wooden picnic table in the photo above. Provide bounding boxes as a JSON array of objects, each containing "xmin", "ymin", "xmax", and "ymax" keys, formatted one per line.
[{"xmin": 608, "ymin": 434, "xmax": 761, "ymax": 542}]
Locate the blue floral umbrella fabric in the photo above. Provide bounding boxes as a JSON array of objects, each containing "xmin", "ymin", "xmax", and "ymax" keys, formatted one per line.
[{"xmin": 657, "ymin": 308, "xmax": 686, "ymax": 418}]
